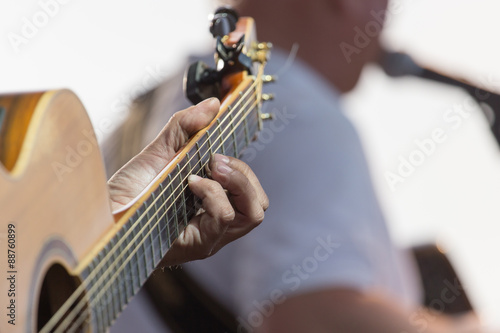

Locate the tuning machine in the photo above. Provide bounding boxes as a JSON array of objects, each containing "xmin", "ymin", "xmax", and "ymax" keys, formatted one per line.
[
  {"xmin": 262, "ymin": 75, "xmax": 277, "ymax": 84},
  {"xmin": 250, "ymin": 41, "xmax": 273, "ymax": 64},
  {"xmin": 185, "ymin": 7, "xmax": 253, "ymax": 105},
  {"xmin": 259, "ymin": 80, "xmax": 276, "ymax": 124}
]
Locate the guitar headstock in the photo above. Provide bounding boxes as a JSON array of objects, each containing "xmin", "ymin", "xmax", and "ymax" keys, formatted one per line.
[{"xmin": 184, "ymin": 6, "xmax": 275, "ymax": 125}]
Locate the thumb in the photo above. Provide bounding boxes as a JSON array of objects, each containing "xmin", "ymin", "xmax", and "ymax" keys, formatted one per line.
[{"xmin": 157, "ymin": 97, "xmax": 220, "ymax": 155}]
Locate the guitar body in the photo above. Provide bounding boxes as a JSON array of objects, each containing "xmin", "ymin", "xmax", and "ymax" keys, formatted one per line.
[{"xmin": 0, "ymin": 90, "xmax": 114, "ymax": 333}]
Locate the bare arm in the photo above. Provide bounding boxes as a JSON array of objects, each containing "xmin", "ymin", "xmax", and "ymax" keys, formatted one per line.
[{"xmin": 259, "ymin": 288, "xmax": 482, "ymax": 333}]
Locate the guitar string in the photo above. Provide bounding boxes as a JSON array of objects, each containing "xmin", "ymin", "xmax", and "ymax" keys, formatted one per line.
[
  {"xmin": 47, "ymin": 86, "xmax": 261, "ymax": 333},
  {"xmin": 42, "ymin": 78, "xmax": 260, "ymax": 333},
  {"xmin": 63, "ymin": 98, "xmax": 260, "ymax": 333}
]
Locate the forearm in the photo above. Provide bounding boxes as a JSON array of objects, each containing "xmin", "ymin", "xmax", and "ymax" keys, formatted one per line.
[{"xmin": 258, "ymin": 288, "xmax": 476, "ymax": 333}]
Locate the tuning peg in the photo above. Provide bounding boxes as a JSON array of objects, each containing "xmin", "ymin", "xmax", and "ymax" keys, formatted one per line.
[
  {"xmin": 250, "ymin": 41, "xmax": 273, "ymax": 63},
  {"xmin": 262, "ymin": 75, "xmax": 277, "ymax": 83},
  {"xmin": 210, "ymin": 6, "xmax": 239, "ymax": 38},
  {"xmin": 260, "ymin": 113, "xmax": 274, "ymax": 121},
  {"xmin": 251, "ymin": 52, "xmax": 267, "ymax": 63},
  {"xmin": 257, "ymin": 42, "xmax": 273, "ymax": 51},
  {"xmin": 262, "ymin": 93, "xmax": 275, "ymax": 101}
]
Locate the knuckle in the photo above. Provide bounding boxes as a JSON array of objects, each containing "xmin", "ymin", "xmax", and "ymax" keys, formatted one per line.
[
  {"xmin": 204, "ymin": 181, "xmax": 223, "ymax": 196},
  {"xmin": 228, "ymin": 156, "xmax": 248, "ymax": 170},
  {"xmin": 253, "ymin": 209, "xmax": 265, "ymax": 225},
  {"xmin": 239, "ymin": 161, "xmax": 252, "ymax": 174},
  {"xmin": 220, "ymin": 207, "xmax": 235, "ymax": 223},
  {"xmin": 169, "ymin": 111, "xmax": 182, "ymax": 124},
  {"xmin": 238, "ymin": 174, "xmax": 251, "ymax": 191}
]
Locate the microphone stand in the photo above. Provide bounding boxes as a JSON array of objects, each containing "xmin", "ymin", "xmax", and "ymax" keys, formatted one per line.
[{"xmin": 380, "ymin": 51, "xmax": 500, "ymax": 147}]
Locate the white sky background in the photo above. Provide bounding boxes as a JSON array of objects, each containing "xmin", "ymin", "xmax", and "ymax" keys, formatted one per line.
[{"xmin": 1, "ymin": 0, "xmax": 499, "ymax": 329}]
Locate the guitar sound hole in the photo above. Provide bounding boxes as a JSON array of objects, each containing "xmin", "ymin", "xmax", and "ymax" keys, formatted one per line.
[{"xmin": 37, "ymin": 263, "xmax": 88, "ymax": 332}]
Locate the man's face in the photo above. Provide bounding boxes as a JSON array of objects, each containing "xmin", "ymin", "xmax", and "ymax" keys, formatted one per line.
[{"xmin": 235, "ymin": 0, "xmax": 390, "ymax": 91}]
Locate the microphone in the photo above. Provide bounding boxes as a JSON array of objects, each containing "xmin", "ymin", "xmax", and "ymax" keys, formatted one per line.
[{"xmin": 378, "ymin": 50, "xmax": 500, "ymax": 147}]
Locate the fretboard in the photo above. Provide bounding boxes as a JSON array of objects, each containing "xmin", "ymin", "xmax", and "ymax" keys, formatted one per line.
[{"xmin": 53, "ymin": 77, "xmax": 262, "ymax": 333}]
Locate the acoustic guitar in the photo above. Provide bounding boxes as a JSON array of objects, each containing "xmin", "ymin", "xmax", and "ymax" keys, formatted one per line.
[{"xmin": 0, "ymin": 8, "xmax": 272, "ymax": 332}]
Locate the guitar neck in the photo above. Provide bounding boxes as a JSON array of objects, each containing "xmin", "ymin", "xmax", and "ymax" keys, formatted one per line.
[{"xmin": 41, "ymin": 71, "xmax": 263, "ymax": 333}]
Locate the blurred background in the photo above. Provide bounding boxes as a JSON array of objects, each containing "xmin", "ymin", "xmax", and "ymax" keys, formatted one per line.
[{"xmin": 1, "ymin": 0, "xmax": 499, "ymax": 329}]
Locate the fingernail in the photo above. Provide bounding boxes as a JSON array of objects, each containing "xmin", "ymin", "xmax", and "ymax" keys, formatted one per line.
[
  {"xmin": 217, "ymin": 162, "xmax": 232, "ymax": 175},
  {"xmin": 214, "ymin": 153, "xmax": 230, "ymax": 164},
  {"xmin": 196, "ymin": 97, "xmax": 219, "ymax": 106},
  {"xmin": 188, "ymin": 174, "xmax": 203, "ymax": 183}
]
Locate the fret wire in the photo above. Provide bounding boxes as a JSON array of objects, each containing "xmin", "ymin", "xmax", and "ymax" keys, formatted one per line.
[
  {"xmin": 142, "ymin": 202, "xmax": 152, "ymax": 279},
  {"xmin": 159, "ymin": 183, "xmax": 171, "ymax": 255},
  {"xmin": 104, "ymin": 286, "xmax": 113, "ymax": 331},
  {"xmin": 185, "ymin": 153, "xmax": 193, "ymax": 226},
  {"xmin": 237, "ymin": 125, "xmax": 249, "ymax": 157},
  {"xmin": 151, "ymin": 191, "xmax": 162, "ymax": 264},
  {"xmin": 96, "ymin": 251, "xmax": 107, "ymax": 332},
  {"xmin": 92, "ymin": 255, "xmax": 103, "ymax": 331},
  {"xmin": 104, "ymin": 242, "xmax": 116, "ymax": 328},
  {"xmin": 225, "ymin": 105, "xmax": 234, "ymax": 154},
  {"xmin": 100, "ymin": 251, "xmax": 111, "ymax": 327},
  {"xmin": 247, "ymin": 119, "xmax": 259, "ymax": 144},
  {"xmin": 129, "ymin": 245, "xmax": 138, "ymax": 296},
  {"xmin": 206, "ymin": 129, "xmax": 214, "ymax": 155},
  {"xmin": 80, "ymin": 266, "xmax": 95, "ymax": 331},
  {"xmin": 149, "ymin": 192, "xmax": 159, "ymax": 267},
  {"xmin": 167, "ymin": 173, "xmax": 180, "ymax": 240},
  {"xmin": 116, "ymin": 229, "xmax": 129, "ymax": 310},
  {"xmin": 108, "ymin": 237, "xmax": 121, "ymax": 317},
  {"xmin": 177, "ymin": 163, "xmax": 188, "ymax": 228},
  {"xmin": 169, "ymin": 215, "xmax": 177, "ymax": 247},
  {"xmin": 217, "ymin": 118, "xmax": 225, "ymax": 155},
  {"xmin": 229, "ymin": 111, "xmax": 238, "ymax": 157},
  {"xmin": 195, "ymin": 141, "xmax": 204, "ymax": 177},
  {"xmin": 51, "ymin": 91, "xmax": 262, "ymax": 332},
  {"xmin": 117, "ymin": 225, "xmax": 130, "ymax": 300},
  {"xmin": 136, "ymin": 208, "xmax": 147, "ymax": 286},
  {"xmin": 188, "ymin": 146, "xmax": 201, "ymax": 176},
  {"xmin": 147, "ymin": 198, "xmax": 155, "ymax": 272},
  {"xmin": 243, "ymin": 116, "xmax": 250, "ymax": 147}
]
